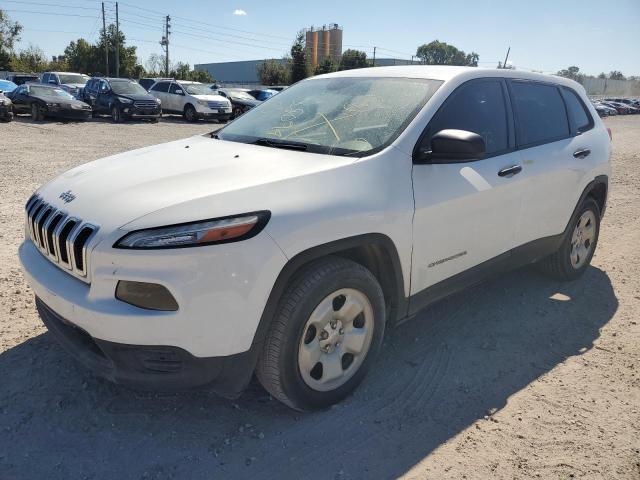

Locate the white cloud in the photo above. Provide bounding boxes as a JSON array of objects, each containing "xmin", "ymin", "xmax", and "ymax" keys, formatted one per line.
[{"xmin": 233, "ymin": 9, "xmax": 247, "ymax": 15}]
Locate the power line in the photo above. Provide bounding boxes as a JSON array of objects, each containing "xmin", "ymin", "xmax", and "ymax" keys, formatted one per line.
[
  {"xmin": 1, "ymin": 0, "xmax": 99, "ymax": 10},
  {"xmin": 2, "ymin": 9, "xmax": 97, "ymax": 19}
]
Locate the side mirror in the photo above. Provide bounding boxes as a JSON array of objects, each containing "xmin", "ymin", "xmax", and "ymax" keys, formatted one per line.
[{"xmin": 415, "ymin": 129, "xmax": 486, "ymax": 163}]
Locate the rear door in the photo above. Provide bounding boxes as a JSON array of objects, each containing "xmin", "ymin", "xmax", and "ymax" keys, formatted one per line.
[
  {"xmin": 167, "ymin": 82, "xmax": 184, "ymax": 112},
  {"xmin": 410, "ymin": 78, "xmax": 525, "ymax": 302},
  {"xmin": 508, "ymin": 80, "xmax": 592, "ymax": 246},
  {"xmin": 11, "ymin": 85, "xmax": 30, "ymax": 113},
  {"xmin": 149, "ymin": 81, "xmax": 170, "ymax": 111}
]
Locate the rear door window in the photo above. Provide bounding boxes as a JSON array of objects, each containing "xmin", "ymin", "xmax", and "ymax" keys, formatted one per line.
[
  {"xmin": 510, "ymin": 81, "xmax": 570, "ymax": 147},
  {"xmin": 427, "ymin": 79, "xmax": 509, "ymax": 156},
  {"xmin": 560, "ymin": 87, "xmax": 593, "ymax": 134},
  {"xmin": 151, "ymin": 81, "xmax": 170, "ymax": 93}
]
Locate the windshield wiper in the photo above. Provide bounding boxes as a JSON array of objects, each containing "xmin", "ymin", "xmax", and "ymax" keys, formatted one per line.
[{"xmin": 254, "ymin": 138, "xmax": 308, "ymax": 151}]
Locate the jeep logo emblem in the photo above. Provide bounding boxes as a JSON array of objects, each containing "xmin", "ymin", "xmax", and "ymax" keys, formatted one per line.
[{"xmin": 59, "ymin": 190, "xmax": 76, "ymax": 203}]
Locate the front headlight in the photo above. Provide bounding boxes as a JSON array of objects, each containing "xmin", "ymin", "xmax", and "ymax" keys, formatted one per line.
[
  {"xmin": 196, "ymin": 99, "xmax": 209, "ymax": 106},
  {"xmin": 71, "ymin": 104, "xmax": 83, "ymax": 109},
  {"xmin": 118, "ymin": 96, "xmax": 133, "ymax": 104},
  {"xmin": 155, "ymin": 97, "xmax": 161, "ymax": 104},
  {"xmin": 114, "ymin": 211, "xmax": 270, "ymax": 249}
]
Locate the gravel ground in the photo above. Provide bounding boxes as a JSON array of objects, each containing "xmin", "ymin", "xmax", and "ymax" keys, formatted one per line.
[{"xmin": 0, "ymin": 115, "xmax": 638, "ymax": 480}]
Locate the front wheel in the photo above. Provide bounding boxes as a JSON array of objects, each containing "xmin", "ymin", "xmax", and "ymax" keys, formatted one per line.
[
  {"xmin": 184, "ymin": 105, "xmax": 197, "ymax": 122},
  {"xmin": 256, "ymin": 257, "xmax": 385, "ymax": 411},
  {"xmin": 31, "ymin": 103, "xmax": 43, "ymax": 121},
  {"xmin": 111, "ymin": 105, "xmax": 123, "ymax": 123},
  {"xmin": 537, "ymin": 197, "xmax": 600, "ymax": 281}
]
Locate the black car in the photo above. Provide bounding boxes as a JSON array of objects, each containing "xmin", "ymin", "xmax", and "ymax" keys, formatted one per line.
[
  {"xmin": 8, "ymin": 83, "xmax": 92, "ymax": 121},
  {"xmin": 0, "ymin": 91, "xmax": 13, "ymax": 122},
  {"xmin": 83, "ymin": 77, "xmax": 161, "ymax": 122},
  {"xmin": 214, "ymin": 88, "xmax": 260, "ymax": 118}
]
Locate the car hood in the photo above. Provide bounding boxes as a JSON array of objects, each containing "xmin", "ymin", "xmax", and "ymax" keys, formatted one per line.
[
  {"xmin": 60, "ymin": 83, "xmax": 87, "ymax": 90},
  {"xmin": 192, "ymin": 94, "xmax": 229, "ymax": 102},
  {"xmin": 35, "ymin": 135, "xmax": 355, "ymax": 232},
  {"xmin": 116, "ymin": 93, "xmax": 157, "ymax": 102},
  {"xmin": 232, "ymin": 98, "xmax": 261, "ymax": 107},
  {"xmin": 37, "ymin": 94, "xmax": 89, "ymax": 107}
]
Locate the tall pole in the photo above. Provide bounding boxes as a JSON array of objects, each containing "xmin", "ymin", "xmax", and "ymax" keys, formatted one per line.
[
  {"xmin": 115, "ymin": 2, "xmax": 120, "ymax": 77},
  {"xmin": 372, "ymin": 46, "xmax": 376, "ymax": 67},
  {"xmin": 165, "ymin": 15, "xmax": 171, "ymax": 77},
  {"xmin": 502, "ymin": 46, "xmax": 511, "ymax": 69},
  {"xmin": 101, "ymin": 2, "xmax": 109, "ymax": 76}
]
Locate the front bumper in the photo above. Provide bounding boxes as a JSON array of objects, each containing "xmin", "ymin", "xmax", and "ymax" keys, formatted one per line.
[
  {"xmin": 47, "ymin": 108, "xmax": 92, "ymax": 120},
  {"xmin": 122, "ymin": 104, "xmax": 161, "ymax": 119},
  {"xmin": 36, "ymin": 297, "xmax": 257, "ymax": 396}
]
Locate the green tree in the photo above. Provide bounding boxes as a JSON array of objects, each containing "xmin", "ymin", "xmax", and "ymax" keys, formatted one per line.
[
  {"xmin": 145, "ymin": 53, "xmax": 166, "ymax": 76},
  {"xmin": 0, "ymin": 9, "xmax": 22, "ymax": 70},
  {"xmin": 314, "ymin": 56, "xmax": 336, "ymax": 75},
  {"xmin": 64, "ymin": 38, "xmax": 99, "ymax": 74},
  {"xmin": 608, "ymin": 70, "xmax": 625, "ymax": 80},
  {"xmin": 556, "ymin": 66, "xmax": 584, "ymax": 83},
  {"xmin": 338, "ymin": 49, "xmax": 368, "ymax": 70},
  {"xmin": 11, "ymin": 44, "xmax": 48, "ymax": 72},
  {"xmin": 96, "ymin": 24, "xmax": 140, "ymax": 77},
  {"xmin": 597, "ymin": 72, "xmax": 606, "ymax": 79},
  {"xmin": 289, "ymin": 31, "xmax": 310, "ymax": 83},
  {"xmin": 416, "ymin": 40, "xmax": 478, "ymax": 66},
  {"xmin": 170, "ymin": 62, "xmax": 213, "ymax": 82},
  {"xmin": 257, "ymin": 59, "xmax": 289, "ymax": 85}
]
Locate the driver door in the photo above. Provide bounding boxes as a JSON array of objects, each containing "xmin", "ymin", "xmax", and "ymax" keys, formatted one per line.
[
  {"xmin": 11, "ymin": 85, "xmax": 30, "ymax": 113},
  {"xmin": 96, "ymin": 80, "xmax": 111, "ymax": 113},
  {"xmin": 410, "ymin": 78, "xmax": 524, "ymax": 307}
]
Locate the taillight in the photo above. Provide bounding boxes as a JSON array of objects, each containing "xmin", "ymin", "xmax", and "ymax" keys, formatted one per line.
[{"xmin": 607, "ymin": 128, "xmax": 612, "ymax": 141}]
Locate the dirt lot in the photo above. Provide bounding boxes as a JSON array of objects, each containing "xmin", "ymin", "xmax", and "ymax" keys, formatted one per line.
[{"xmin": 0, "ymin": 115, "xmax": 638, "ymax": 480}]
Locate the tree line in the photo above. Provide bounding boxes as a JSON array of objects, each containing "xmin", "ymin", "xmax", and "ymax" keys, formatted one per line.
[
  {"xmin": 0, "ymin": 9, "xmax": 211, "ymax": 82},
  {"xmin": 258, "ymin": 37, "xmax": 480, "ymax": 85}
]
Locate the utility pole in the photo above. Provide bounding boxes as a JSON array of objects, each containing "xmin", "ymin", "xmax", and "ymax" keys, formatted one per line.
[
  {"xmin": 411, "ymin": 55, "xmax": 415, "ymax": 65},
  {"xmin": 372, "ymin": 46, "xmax": 376, "ymax": 67},
  {"xmin": 160, "ymin": 15, "xmax": 171, "ymax": 77},
  {"xmin": 115, "ymin": 2, "xmax": 119, "ymax": 77},
  {"xmin": 101, "ymin": 2, "xmax": 109, "ymax": 76},
  {"xmin": 502, "ymin": 46, "xmax": 511, "ymax": 69}
]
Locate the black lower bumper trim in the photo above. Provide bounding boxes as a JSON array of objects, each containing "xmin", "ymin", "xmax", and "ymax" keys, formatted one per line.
[{"xmin": 35, "ymin": 297, "xmax": 258, "ymax": 397}]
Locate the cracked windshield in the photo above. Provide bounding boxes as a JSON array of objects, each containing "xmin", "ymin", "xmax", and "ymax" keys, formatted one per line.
[{"xmin": 218, "ymin": 77, "xmax": 442, "ymax": 156}]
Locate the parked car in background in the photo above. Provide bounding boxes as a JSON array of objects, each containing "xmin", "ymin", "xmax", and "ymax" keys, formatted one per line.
[
  {"xmin": 41, "ymin": 72, "xmax": 90, "ymax": 99},
  {"xmin": 20, "ymin": 67, "xmax": 611, "ymax": 411},
  {"xmin": 138, "ymin": 77, "xmax": 173, "ymax": 91},
  {"xmin": 248, "ymin": 88, "xmax": 278, "ymax": 101},
  {"xmin": 6, "ymin": 73, "xmax": 40, "ymax": 85},
  {"xmin": 8, "ymin": 83, "xmax": 91, "ymax": 121},
  {"xmin": 602, "ymin": 101, "xmax": 634, "ymax": 115},
  {"xmin": 83, "ymin": 77, "xmax": 161, "ymax": 123},
  {"xmin": 0, "ymin": 79, "xmax": 18, "ymax": 94},
  {"xmin": 592, "ymin": 101, "xmax": 617, "ymax": 117},
  {"xmin": 213, "ymin": 88, "xmax": 260, "ymax": 118},
  {"xmin": 149, "ymin": 80, "xmax": 231, "ymax": 122},
  {"xmin": 0, "ymin": 91, "xmax": 13, "ymax": 122}
]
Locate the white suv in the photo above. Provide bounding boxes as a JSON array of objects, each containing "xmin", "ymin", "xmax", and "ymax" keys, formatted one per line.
[
  {"xmin": 149, "ymin": 79, "xmax": 231, "ymax": 122},
  {"xmin": 19, "ymin": 67, "xmax": 611, "ymax": 411}
]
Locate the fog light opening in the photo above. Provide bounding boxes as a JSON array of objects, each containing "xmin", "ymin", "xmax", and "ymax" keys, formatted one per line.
[{"xmin": 115, "ymin": 280, "xmax": 179, "ymax": 311}]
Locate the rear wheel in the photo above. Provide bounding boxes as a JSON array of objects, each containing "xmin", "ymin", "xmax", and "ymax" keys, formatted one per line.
[
  {"xmin": 537, "ymin": 197, "xmax": 600, "ymax": 281},
  {"xmin": 256, "ymin": 256, "xmax": 385, "ymax": 411},
  {"xmin": 184, "ymin": 105, "xmax": 197, "ymax": 122}
]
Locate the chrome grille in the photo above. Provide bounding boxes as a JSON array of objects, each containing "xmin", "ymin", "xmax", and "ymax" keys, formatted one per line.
[
  {"xmin": 25, "ymin": 194, "xmax": 99, "ymax": 281},
  {"xmin": 133, "ymin": 100, "xmax": 158, "ymax": 109},
  {"xmin": 207, "ymin": 101, "xmax": 228, "ymax": 109}
]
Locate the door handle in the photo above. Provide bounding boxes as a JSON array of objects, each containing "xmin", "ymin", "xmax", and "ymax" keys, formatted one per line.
[
  {"xmin": 573, "ymin": 148, "xmax": 591, "ymax": 159},
  {"xmin": 497, "ymin": 165, "xmax": 522, "ymax": 177}
]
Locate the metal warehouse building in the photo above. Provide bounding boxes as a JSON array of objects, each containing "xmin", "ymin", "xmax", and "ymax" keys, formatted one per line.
[{"xmin": 195, "ymin": 58, "xmax": 416, "ymax": 85}]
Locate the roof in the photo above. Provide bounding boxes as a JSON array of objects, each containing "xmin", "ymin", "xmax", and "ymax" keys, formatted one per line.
[{"xmin": 313, "ymin": 65, "xmax": 582, "ymax": 89}]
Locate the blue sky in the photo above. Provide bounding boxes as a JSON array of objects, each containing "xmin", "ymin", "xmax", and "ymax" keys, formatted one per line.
[{"xmin": 4, "ymin": 0, "xmax": 640, "ymax": 76}]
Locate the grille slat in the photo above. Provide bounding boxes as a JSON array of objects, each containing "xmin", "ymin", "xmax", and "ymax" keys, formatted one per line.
[
  {"xmin": 133, "ymin": 100, "xmax": 158, "ymax": 109},
  {"xmin": 25, "ymin": 194, "xmax": 99, "ymax": 281}
]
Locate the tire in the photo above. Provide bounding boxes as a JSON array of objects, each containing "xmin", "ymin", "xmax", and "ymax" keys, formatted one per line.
[
  {"xmin": 31, "ymin": 103, "xmax": 42, "ymax": 121},
  {"xmin": 111, "ymin": 105, "xmax": 123, "ymax": 123},
  {"xmin": 184, "ymin": 104, "xmax": 197, "ymax": 122},
  {"xmin": 256, "ymin": 256, "xmax": 385, "ymax": 411},
  {"xmin": 537, "ymin": 197, "xmax": 600, "ymax": 281},
  {"xmin": 150, "ymin": 117, "xmax": 159, "ymax": 123}
]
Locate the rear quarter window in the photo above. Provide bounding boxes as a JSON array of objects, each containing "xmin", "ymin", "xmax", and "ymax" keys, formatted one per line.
[
  {"xmin": 560, "ymin": 87, "xmax": 593, "ymax": 134},
  {"xmin": 510, "ymin": 81, "xmax": 570, "ymax": 147}
]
